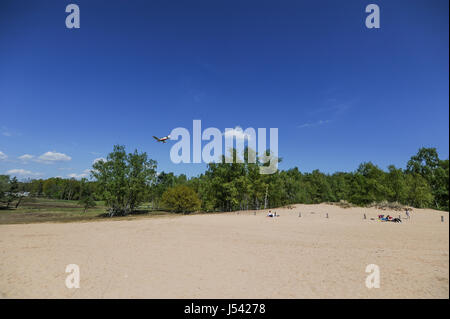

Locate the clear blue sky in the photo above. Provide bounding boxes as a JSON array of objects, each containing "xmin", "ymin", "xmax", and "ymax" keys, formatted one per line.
[{"xmin": 0, "ymin": 0, "xmax": 448, "ymax": 179}]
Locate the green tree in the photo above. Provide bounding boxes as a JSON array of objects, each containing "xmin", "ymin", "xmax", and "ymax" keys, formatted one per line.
[
  {"xmin": 0, "ymin": 175, "xmax": 10, "ymax": 205},
  {"xmin": 434, "ymin": 159, "xmax": 449, "ymax": 210},
  {"xmin": 6, "ymin": 176, "xmax": 20, "ymax": 208},
  {"xmin": 407, "ymin": 147, "xmax": 449, "ymax": 210},
  {"xmin": 161, "ymin": 185, "xmax": 201, "ymax": 213},
  {"xmin": 350, "ymin": 162, "xmax": 389, "ymax": 205},
  {"xmin": 78, "ymin": 195, "xmax": 97, "ymax": 213},
  {"xmin": 405, "ymin": 173, "xmax": 434, "ymax": 208},
  {"xmin": 385, "ymin": 165, "xmax": 408, "ymax": 203},
  {"xmin": 406, "ymin": 147, "xmax": 440, "ymax": 178},
  {"xmin": 92, "ymin": 145, "xmax": 157, "ymax": 216}
]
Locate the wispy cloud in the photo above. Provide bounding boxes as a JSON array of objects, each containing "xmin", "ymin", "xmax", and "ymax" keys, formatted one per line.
[
  {"xmin": 0, "ymin": 151, "xmax": 7, "ymax": 160},
  {"xmin": 300, "ymin": 97, "xmax": 358, "ymax": 130},
  {"xmin": 1, "ymin": 126, "xmax": 11, "ymax": 137},
  {"xmin": 297, "ymin": 119, "xmax": 331, "ymax": 129},
  {"xmin": 68, "ymin": 173, "xmax": 89, "ymax": 179},
  {"xmin": 1, "ymin": 126, "xmax": 20, "ymax": 137},
  {"xmin": 6, "ymin": 169, "xmax": 43, "ymax": 178},
  {"xmin": 18, "ymin": 154, "xmax": 34, "ymax": 162},
  {"xmin": 68, "ymin": 169, "xmax": 92, "ymax": 180},
  {"xmin": 35, "ymin": 151, "xmax": 72, "ymax": 164},
  {"xmin": 310, "ymin": 98, "xmax": 358, "ymax": 116}
]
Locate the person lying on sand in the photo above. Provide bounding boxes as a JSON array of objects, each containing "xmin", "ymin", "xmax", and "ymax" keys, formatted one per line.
[
  {"xmin": 266, "ymin": 211, "xmax": 280, "ymax": 218},
  {"xmin": 378, "ymin": 214, "xmax": 401, "ymax": 223}
]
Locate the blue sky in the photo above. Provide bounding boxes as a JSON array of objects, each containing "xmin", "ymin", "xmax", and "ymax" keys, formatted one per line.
[{"xmin": 0, "ymin": 0, "xmax": 448, "ymax": 179}]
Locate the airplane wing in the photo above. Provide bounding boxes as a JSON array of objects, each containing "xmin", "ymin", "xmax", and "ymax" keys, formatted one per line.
[{"xmin": 153, "ymin": 136, "xmax": 160, "ymax": 141}]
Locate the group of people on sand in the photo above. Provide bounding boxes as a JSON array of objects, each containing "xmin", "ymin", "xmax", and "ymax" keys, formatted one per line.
[
  {"xmin": 267, "ymin": 210, "xmax": 278, "ymax": 218},
  {"xmin": 377, "ymin": 208, "xmax": 411, "ymax": 223}
]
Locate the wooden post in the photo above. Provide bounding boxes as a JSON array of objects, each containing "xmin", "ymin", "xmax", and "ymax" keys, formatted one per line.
[
  {"xmin": 441, "ymin": 216, "xmax": 444, "ymax": 223},
  {"xmin": 363, "ymin": 213, "xmax": 366, "ymax": 220},
  {"xmin": 326, "ymin": 213, "xmax": 329, "ymax": 219}
]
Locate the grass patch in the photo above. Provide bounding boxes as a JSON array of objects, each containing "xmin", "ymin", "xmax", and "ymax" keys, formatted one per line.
[{"xmin": 0, "ymin": 197, "xmax": 170, "ymax": 225}]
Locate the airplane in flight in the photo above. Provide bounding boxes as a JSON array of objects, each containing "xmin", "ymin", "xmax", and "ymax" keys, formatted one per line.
[{"xmin": 153, "ymin": 135, "xmax": 171, "ymax": 143}]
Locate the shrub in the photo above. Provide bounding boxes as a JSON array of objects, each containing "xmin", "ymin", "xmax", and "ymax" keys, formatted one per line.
[
  {"xmin": 161, "ymin": 185, "xmax": 201, "ymax": 213},
  {"xmin": 78, "ymin": 196, "xmax": 97, "ymax": 213}
]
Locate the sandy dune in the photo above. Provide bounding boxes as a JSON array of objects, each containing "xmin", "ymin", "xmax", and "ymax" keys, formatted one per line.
[{"xmin": 0, "ymin": 204, "xmax": 448, "ymax": 298}]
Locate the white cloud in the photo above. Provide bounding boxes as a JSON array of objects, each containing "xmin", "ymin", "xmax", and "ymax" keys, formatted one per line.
[
  {"xmin": 68, "ymin": 173, "xmax": 89, "ymax": 179},
  {"xmin": 298, "ymin": 119, "xmax": 331, "ymax": 129},
  {"xmin": 1, "ymin": 126, "xmax": 13, "ymax": 137},
  {"xmin": 0, "ymin": 151, "xmax": 7, "ymax": 160},
  {"xmin": 223, "ymin": 126, "xmax": 253, "ymax": 141},
  {"xmin": 6, "ymin": 169, "xmax": 43, "ymax": 178},
  {"xmin": 36, "ymin": 151, "xmax": 72, "ymax": 163},
  {"xmin": 68, "ymin": 169, "xmax": 92, "ymax": 179},
  {"xmin": 92, "ymin": 157, "xmax": 106, "ymax": 164},
  {"xmin": 18, "ymin": 154, "xmax": 34, "ymax": 161}
]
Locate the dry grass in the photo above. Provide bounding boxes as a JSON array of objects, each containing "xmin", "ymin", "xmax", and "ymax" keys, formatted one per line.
[
  {"xmin": 327, "ymin": 200, "xmax": 355, "ymax": 209},
  {"xmin": 368, "ymin": 200, "xmax": 412, "ymax": 211},
  {"xmin": 0, "ymin": 197, "xmax": 169, "ymax": 225}
]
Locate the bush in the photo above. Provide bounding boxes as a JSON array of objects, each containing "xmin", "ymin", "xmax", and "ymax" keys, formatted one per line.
[
  {"xmin": 78, "ymin": 196, "xmax": 97, "ymax": 213},
  {"xmin": 161, "ymin": 185, "xmax": 201, "ymax": 213}
]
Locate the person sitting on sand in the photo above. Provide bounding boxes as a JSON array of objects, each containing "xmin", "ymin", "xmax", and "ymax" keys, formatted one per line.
[{"xmin": 267, "ymin": 211, "xmax": 273, "ymax": 217}]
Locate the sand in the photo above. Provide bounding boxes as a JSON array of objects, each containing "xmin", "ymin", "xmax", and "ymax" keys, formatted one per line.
[{"xmin": 0, "ymin": 204, "xmax": 448, "ymax": 299}]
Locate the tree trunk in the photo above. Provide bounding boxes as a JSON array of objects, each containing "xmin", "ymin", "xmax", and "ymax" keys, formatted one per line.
[{"xmin": 15, "ymin": 196, "xmax": 23, "ymax": 208}]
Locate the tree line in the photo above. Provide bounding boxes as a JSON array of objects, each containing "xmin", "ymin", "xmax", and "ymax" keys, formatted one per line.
[{"xmin": 1, "ymin": 146, "xmax": 448, "ymax": 214}]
